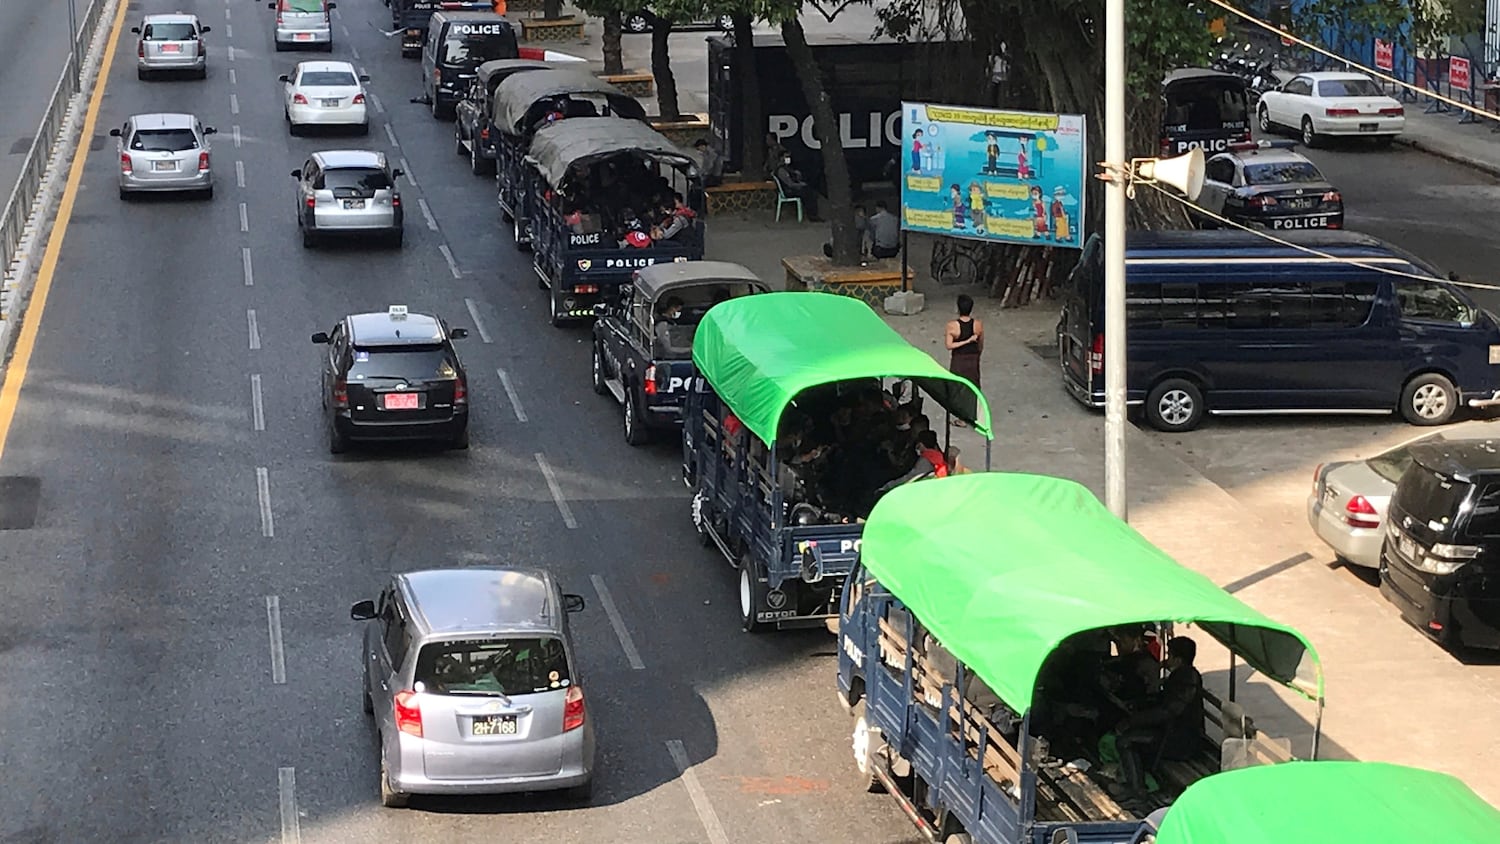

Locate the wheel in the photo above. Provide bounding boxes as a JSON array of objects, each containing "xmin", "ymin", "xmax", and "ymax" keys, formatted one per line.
[
  {"xmin": 739, "ymin": 564, "xmax": 768, "ymax": 633},
  {"xmin": 515, "ymin": 217, "xmax": 532, "ymax": 252},
  {"xmin": 201, "ymin": 185, "xmax": 214, "ymax": 201},
  {"xmin": 137, "ymin": 68, "xmax": 147, "ymax": 80},
  {"xmin": 196, "ymin": 67, "xmax": 207, "ymax": 80},
  {"xmin": 455, "ymin": 125, "xmax": 467, "ymax": 156},
  {"xmin": 274, "ymin": 40, "xmax": 287, "ymax": 52},
  {"xmin": 322, "ymin": 41, "xmax": 333, "ymax": 53},
  {"xmin": 448, "ymin": 425, "xmax": 470, "ymax": 450},
  {"xmin": 388, "ymin": 229, "xmax": 404, "ymax": 249},
  {"xmin": 302, "ymin": 227, "xmax": 317, "ymax": 248},
  {"xmin": 289, "ymin": 122, "xmax": 301, "ymax": 137},
  {"xmin": 717, "ymin": 14, "xmax": 734, "ymax": 29},
  {"xmin": 357, "ymin": 122, "xmax": 370, "ymax": 136},
  {"xmin": 379, "ymin": 753, "xmax": 408, "ymax": 808},
  {"xmin": 565, "ymin": 780, "xmax": 594, "ymax": 804},
  {"xmin": 470, "ymin": 140, "xmax": 493, "ymax": 176},
  {"xmin": 851, "ymin": 701, "xmax": 888, "ymax": 794},
  {"xmin": 548, "ymin": 289, "xmax": 566, "ymax": 327},
  {"xmin": 625, "ymin": 14, "xmax": 649, "ymax": 32},
  {"xmin": 1301, "ymin": 116, "xmax": 1319, "ymax": 148},
  {"xmin": 118, "ymin": 187, "xmax": 130, "ymax": 201},
  {"xmin": 1144, "ymin": 377, "xmax": 1206, "ymax": 433},
  {"xmin": 591, "ymin": 343, "xmax": 608, "ymax": 395},
  {"xmin": 284, "ymin": 107, "xmax": 291, "ymax": 123},
  {"xmin": 623, "ymin": 387, "xmax": 650, "ymax": 446},
  {"xmin": 329, "ymin": 421, "xmax": 348, "ymax": 454},
  {"xmin": 1401, "ymin": 372, "xmax": 1457, "ymax": 426},
  {"xmin": 1257, "ymin": 103, "xmax": 1273, "ymax": 133}
]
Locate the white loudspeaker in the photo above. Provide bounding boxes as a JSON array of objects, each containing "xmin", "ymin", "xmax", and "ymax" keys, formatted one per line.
[{"xmin": 1139, "ymin": 148, "xmax": 1205, "ymax": 201}]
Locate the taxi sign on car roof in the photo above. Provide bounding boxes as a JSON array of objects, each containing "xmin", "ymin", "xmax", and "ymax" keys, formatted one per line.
[{"xmin": 389, "ymin": 305, "xmax": 409, "ymax": 320}]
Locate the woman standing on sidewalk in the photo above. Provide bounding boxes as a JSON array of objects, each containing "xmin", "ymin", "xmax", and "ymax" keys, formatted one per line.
[{"xmin": 945, "ymin": 295, "xmax": 984, "ymax": 425}]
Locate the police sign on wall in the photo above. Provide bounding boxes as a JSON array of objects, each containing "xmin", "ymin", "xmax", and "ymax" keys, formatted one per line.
[{"xmin": 899, "ymin": 102, "xmax": 1087, "ymax": 249}]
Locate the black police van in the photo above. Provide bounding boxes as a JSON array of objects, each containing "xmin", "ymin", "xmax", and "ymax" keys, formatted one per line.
[
  {"xmin": 516, "ymin": 115, "xmax": 704, "ymax": 327},
  {"xmin": 591, "ymin": 261, "xmax": 770, "ymax": 446},
  {"xmin": 1160, "ymin": 68, "xmax": 1251, "ymax": 157},
  {"xmin": 491, "ymin": 69, "xmax": 646, "ymax": 246},
  {"xmin": 389, "ymin": 0, "xmax": 490, "ymax": 59},
  {"xmin": 454, "ymin": 58, "xmax": 553, "ymax": 176},
  {"xmin": 421, "ymin": 12, "xmax": 518, "ymax": 119}
]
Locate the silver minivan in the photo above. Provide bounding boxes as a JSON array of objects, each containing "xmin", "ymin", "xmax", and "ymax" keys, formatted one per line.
[
  {"xmin": 132, "ymin": 14, "xmax": 210, "ymax": 79},
  {"xmin": 291, "ymin": 150, "xmax": 404, "ymax": 247},
  {"xmin": 350, "ymin": 568, "xmax": 596, "ymax": 807},
  {"xmin": 269, "ymin": 0, "xmax": 335, "ymax": 52},
  {"xmin": 111, "ymin": 113, "xmax": 216, "ymax": 200}
]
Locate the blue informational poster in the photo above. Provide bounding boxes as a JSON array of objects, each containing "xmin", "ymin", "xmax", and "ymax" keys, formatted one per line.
[{"xmin": 899, "ymin": 102, "xmax": 1088, "ymax": 249}]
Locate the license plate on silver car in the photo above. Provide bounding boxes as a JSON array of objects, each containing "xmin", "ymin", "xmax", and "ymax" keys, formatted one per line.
[
  {"xmin": 321, "ymin": 99, "xmax": 340, "ymax": 107},
  {"xmin": 1359, "ymin": 122, "xmax": 1378, "ymax": 132},
  {"xmin": 471, "ymin": 715, "xmax": 517, "ymax": 736},
  {"xmin": 342, "ymin": 199, "xmax": 365, "ymax": 209},
  {"xmin": 153, "ymin": 161, "xmax": 176, "ymax": 171}
]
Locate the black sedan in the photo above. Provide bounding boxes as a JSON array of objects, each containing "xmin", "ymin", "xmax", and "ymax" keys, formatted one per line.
[{"xmin": 1196, "ymin": 140, "xmax": 1344, "ymax": 231}]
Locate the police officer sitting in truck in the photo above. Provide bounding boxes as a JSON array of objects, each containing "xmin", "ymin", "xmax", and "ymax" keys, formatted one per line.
[{"xmin": 654, "ymin": 297, "xmax": 693, "ymax": 358}]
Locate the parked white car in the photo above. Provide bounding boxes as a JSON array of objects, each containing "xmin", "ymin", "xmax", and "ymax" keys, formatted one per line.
[
  {"xmin": 1257, "ymin": 71, "xmax": 1405, "ymax": 147},
  {"xmin": 281, "ymin": 61, "xmax": 369, "ymax": 135}
]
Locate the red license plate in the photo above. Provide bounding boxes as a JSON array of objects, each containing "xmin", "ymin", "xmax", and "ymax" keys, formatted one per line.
[
  {"xmin": 295, "ymin": 32, "xmax": 313, "ymax": 40},
  {"xmin": 384, "ymin": 393, "xmax": 419, "ymax": 410},
  {"xmin": 162, "ymin": 43, "xmax": 181, "ymax": 52}
]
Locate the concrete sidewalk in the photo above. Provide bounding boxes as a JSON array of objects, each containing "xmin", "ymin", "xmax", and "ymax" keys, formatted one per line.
[
  {"xmin": 706, "ymin": 212, "xmax": 1500, "ymax": 805},
  {"xmin": 1393, "ymin": 104, "xmax": 1500, "ymax": 179}
]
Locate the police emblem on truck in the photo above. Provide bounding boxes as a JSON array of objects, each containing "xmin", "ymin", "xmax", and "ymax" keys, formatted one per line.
[{"xmin": 451, "ymin": 23, "xmax": 506, "ymax": 34}]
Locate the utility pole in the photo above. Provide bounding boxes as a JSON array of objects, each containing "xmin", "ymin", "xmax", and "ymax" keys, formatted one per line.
[{"xmin": 1103, "ymin": 0, "xmax": 1128, "ymax": 519}]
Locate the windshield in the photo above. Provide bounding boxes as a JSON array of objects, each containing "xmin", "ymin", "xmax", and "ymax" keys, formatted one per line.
[
  {"xmin": 414, "ymin": 637, "xmax": 571, "ymax": 696},
  {"xmin": 1164, "ymin": 80, "xmax": 1249, "ymax": 130},
  {"xmin": 324, "ymin": 167, "xmax": 393, "ymax": 191},
  {"xmin": 1393, "ymin": 466, "xmax": 1471, "ymax": 532},
  {"xmin": 1244, "ymin": 161, "xmax": 1324, "ymax": 185},
  {"xmin": 300, "ymin": 71, "xmax": 357, "ymax": 86},
  {"xmin": 349, "ymin": 347, "xmax": 454, "ymax": 381},
  {"xmin": 1318, "ymin": 78, "xmax": 1382, "ymax": 97},
  {"xmin": 441, "ymin": 31, "xmax": 516, "ymax": 68},
  {"xmin": 281, "ymin": 0, "xmax": 324, "ymax": 12},
  {"xmin": 1367, "ymin": 443, "xmax": 1426, "ymax": 483},
  {"xmin": 130, "ymin": 128, "xmax": 198, "ymax": 152},
  {"xmin": 143, "ymin": 22, "xmax": 196, "ymax": 40}
]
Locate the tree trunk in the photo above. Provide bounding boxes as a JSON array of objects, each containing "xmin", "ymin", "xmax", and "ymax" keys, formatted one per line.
[
  {"xmin": 781, "ymin": 17, "xmax": 858, "ymax": 265},
  {"xmin": 601, "ymin": 10, "xmax": 624, "ymax": 75},
  {"xmin": 543, "ymin": 0, "xmax": 562, "ymax": 20},
  {"xmin": 732, "ymin": 13, "xmax": 764, "ymax": 178},
  {"xmin": 648, "ymin": 13, "xmax": 681, "ymax": 122}
]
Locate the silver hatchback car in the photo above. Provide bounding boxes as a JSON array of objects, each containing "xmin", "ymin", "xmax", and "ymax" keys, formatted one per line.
[
  {"xmin": 270, "ymin": 0, "xmax": 335, "ymax": 51},
  {"xmin": 292, "ymin": 150, "xmax": 404, "ymax": 247},
  {"xmin": 132, "ymin": 14, "xmax": 210, "ymax": 79},
  {"xmin": 111, "ymin": 113, "xmax": 217, "ymax": 200},
  {"xmin": 350, "ymin": 568, "xmax": 596, "ymax": 807}
]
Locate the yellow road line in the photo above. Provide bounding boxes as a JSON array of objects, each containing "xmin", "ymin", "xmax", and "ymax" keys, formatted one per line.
[{"xmin": 0, "ymin": 0, "xmax": 130, "ymax": 463}]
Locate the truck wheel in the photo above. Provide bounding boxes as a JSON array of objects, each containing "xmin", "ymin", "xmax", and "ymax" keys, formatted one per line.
[
  {"xmin": 1144, "ymin": 377, "xmax": 1205, "ymax": 433},
  {"xmin": 548, "ymin": 289, "xmax": 566, "ymax": 327},
  {"xmin": 851, "ymin": 701, "xmax": 888, "ymax": 794},
  {"xmin": 623, "ymin": 387, "xmax": 651, "ymax": 446},
  {"xmin": 471, "ymin": 140, "xmax": 494, "ymax": 176},
  {"xmin": 691, "ymin": 490, "xmax": 714, "ymax": 547},
  {"xmin": 591, "ymin": 342, "xmax": 609, "ymax": 395},
  {"xmin": 1401, "ymin": 372, "xmax": 1457, "ymax": 426},
  {"xmin": 739, "ymin": 564, "xmax": 768, "ymax": 633}
]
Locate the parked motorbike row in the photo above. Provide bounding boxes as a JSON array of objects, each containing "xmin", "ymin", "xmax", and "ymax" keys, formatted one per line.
[{"xmin": 1211, "ymin": 37, "xmax": 1289, "ymax": 102}]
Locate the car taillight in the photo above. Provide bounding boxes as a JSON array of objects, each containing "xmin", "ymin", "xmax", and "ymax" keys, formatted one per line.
[
  {"xmin": 1321, "ymin": 190, "xmax": 1341, "ymax": 203},
  {"xmin": 138, "ymin": 41, "xmax": 144, "ymax": 58},
  {"xmin": 120, "ymin": 153, "xmax": 132, "ymax": 174},
  {"xmin": 353, "ymin": 93, "xmax": 365, "ymax": 104},
  {"xmin": 1326, "ymin": 107, "xmax": 1358, "ymax": 117},
  {"xmin": 479, "ymin": 126, "xmax": 489, "ymax": 141},
  {"xmin": 198, "ymin": 151, "xmax": 210, "ymax": 172},
  {"xmin": 394, "ymin": 691, "xmax": 423, "ymax": 736},
  {"xmin": 1379, "ymin": 106, "xmax": 1404, "ymax": 117},
  {"xmin": 1159, "ymin": 139, "xmax": 1172, "ymax": 157},
  {"xmin": 292, "ymin": 93, "xmax": 308, "ymax": 104},
  {"xmin": 305, "ymin": 196, "xmax": 316, "ymax": 208},
  {"xmin": 563, "ymin": 686, "xmax": 585, "ymax": 732},
  {"xmin": 453, "ymin": 376, "xmax": 466, "ymax": 404},
  {"xmin": 391, "ymin": 193, "xmax": 401, "ymax": 207},
  {"xmin": 1249, "ymin": 195, "xmax": 1279, "ymax": 208},
  {"xmin": 276, "ymin": 11, "xmax": 284, "ymax": 24},
  {"xmin": 1089, "ymin": 333, "xmax": 1104, "ymax": 376},
  {"xmin": 1343, "ymin": 495, "xmax": 1380, "ymax": 530},
  {"xmin": 332, "ymin": 378, "xmax": 348, "ymax": 408},
  {"xmin": 1312, "ymin": 463, "xmax": 1324, "ymax": 486},
  {"xmin": 643, "ymin": 365, "xmax": 658, "ymax": 395},
  {"xmin": 573, "ymin": 284, "xmax": 598, "ymax": 294}
]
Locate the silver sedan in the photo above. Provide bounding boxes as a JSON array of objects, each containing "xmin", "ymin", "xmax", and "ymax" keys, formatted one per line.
[
  {"xmin": 132, "ymin": 14, "xmax": 210, "ymax": 79},
  {"xmin": 292, "ymin": 150, "xmax": 404, "ymax": 247},
  {"xmin": 111, "ymin": 113, "xmax": 217, "ymax": 200},
  {"xmin": 1308, "ymin": 420, "xmax": 1498, "ymax": 568}
]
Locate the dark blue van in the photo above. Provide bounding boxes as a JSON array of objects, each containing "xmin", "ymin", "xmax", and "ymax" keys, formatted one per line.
[{"xmin": 1057, "ymin": 230, "xmax": 1500, "ymax": 432}]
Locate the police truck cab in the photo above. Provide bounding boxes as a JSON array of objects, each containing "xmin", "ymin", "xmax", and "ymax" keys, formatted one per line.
[{"xmin": 422, "ymin": 12, "xmax": 518, "ymax": 119}]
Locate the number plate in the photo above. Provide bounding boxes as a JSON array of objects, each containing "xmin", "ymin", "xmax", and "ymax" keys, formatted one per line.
[
  {"xmin": 321, "ymin": 98, "xmax": 341, "ymax": 107},
  {"xmin": 161, "ymin": 43, "xmax": 181, "ymax": 52},
  {"xmin": 295, "ymin": 32, "xmax": 313, "ymax": 40},
  {"xmin": 1397, "ymin": 533, "xmax": 1416, "ymax": 559},
  {"xmin": 383, "ymin": 392, "xmax": 419, "ymax": 410},
  {"xmin": 1359, "ymin": 122, "xmax": 1378, "ymax": 132},
  {"xmin": 342, "ymin": 199, "xmax": 365, "ymax": 209},
  {"xmin": 471, "ymin": 714, "xmax": 518, "ymax": 736},
  {"xmin": 153, "ymin": 160, "xmax": 176, "ymax": 171}
]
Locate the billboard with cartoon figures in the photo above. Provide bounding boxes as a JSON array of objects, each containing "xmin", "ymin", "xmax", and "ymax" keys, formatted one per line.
[{"xmin": 899, "ymin": 102, "xmax": 1087, "ymax": 249}]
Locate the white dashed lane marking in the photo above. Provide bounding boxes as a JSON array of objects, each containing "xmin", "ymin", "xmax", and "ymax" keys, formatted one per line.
[
  {"xmin": 416, "ymin": 197, "xmax": 437, "ymax": 231},
  {"xmin": 256, "ymin": 467, "xmax": 274, "ymax": 537},
  {"xmin": 250, "ymin": 374, "xmax": 265, "ymax": 431},
  {"xmin": 438, "ymin": 244, "xmax": 461, "ymax": 279},
  {"xmin": 534, "ymin": 453, "xmax": 577, "ymax": 529},
  {"xmin": 265, "ymin": 595, "xmax": 286, "ymax": 683},
  {"xmin": 242, "ymin": 247, "xmax": 254, "ymax": 285},
  {"xmin": 591, "ymin": 575, "xmax": 645, "ymax": 670},
  {"xmin": 247, "ymin": 308, "xmax": 261, "ymax": 350},
  {"xmin": 235, "ymin": 160, "xmax": 245, "ymax": 188},
  {"xmin": 463, "ymin": 298, "xmax": 492, "ymax": 342},
  {"xmin": 496, "ymin": 368, "xmax": 527, "ymax": 423}
]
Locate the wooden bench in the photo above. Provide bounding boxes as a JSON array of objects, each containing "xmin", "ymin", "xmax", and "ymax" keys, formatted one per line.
[
  {"xmin": 648, "ymin": 114, "xmax": 709, "ymax": 148},
  {"xmin": 519, "ymin": 16, "xmax": 584, "ymax": 42},
  {"xmin": 1156, "ymin": 688, "xmax": 1296, "ymax": 793},
  {"xmin": 704, "ymin": 180, "xmax": 777, "ymax": 216},
  {"xmin": 598, "ymin": 72, "xmax": 654, "ymax": 98},
  {"xmin": 784, "ymin": 256, "xmax": 914, "ymax": 307}
]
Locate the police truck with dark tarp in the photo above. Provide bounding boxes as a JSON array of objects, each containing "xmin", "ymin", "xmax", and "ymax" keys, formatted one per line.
[
  {"xmin": 492, "ymin": 69, "xmax": 646, "ymax": 245},
  {"xmin": 518, "ymin": 116, "xmax": 704, "ymax": 326},
  {"xmin": 685, "ymin": 292, "xmax": 992, "ymax": 632},
  {"xmin": 454, "ymin": 58, "xmax": 555, "ymax": 176},
  {"xmin": 1160, "ymin": 68, "xmax": 1251, "ymax": 157},
  {"xmin": 420, "ymin": 12, "xmax": 518, "ymax": 118},
  {"xmin": 390, "ymin": 0, "xmax": 491, "ymax": 58},
  {"xmin": 592, "ymin": 261, "xmax": 770, "ymax": 447}
]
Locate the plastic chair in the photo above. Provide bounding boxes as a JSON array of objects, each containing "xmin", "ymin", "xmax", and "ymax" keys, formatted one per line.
[{"xmin": 775, "ymin": 179, "xmax": 804, "ymax": 223}]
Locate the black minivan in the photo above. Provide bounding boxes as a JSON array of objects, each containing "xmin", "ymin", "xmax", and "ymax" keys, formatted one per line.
[
  {"xmin": 1381, "ymin": 439, "xmax": 1500, "ymax": 650},
  {"xmin": 1160, "ymin": 68, "xmax": 1252, "ymax": 157},
  {"xmin": 1056, "ymin": 230, "xmax": 1500, "ymax": 432},
  {"xmin": 422, "ymin": 12, "xmax": 519, "ymax": 119}
]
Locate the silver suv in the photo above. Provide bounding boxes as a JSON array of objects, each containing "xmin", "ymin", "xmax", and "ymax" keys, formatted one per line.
[
  {"xmin": 110, "ymin": 113, "xmax": 217, "ymax": 200},
  {"xmin": 132, "ymin": 13, "xmax": 210, "ymax": 79},
  {"xmin": 291, "ymin": 150, "xmax": 404, "ymax": 247},
  {"xmin": 350, "ymin": 568, "xmax": 596, "ymax": 807},
  {"xmin": 270, "ymin": 0, "xmax": 335, "ymax": 52}
]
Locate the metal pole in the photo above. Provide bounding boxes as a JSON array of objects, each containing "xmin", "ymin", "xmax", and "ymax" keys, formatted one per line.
[
  {"xmin": 898, "ymin": 229, "xmax": 909, "ymax": 292},
  {"xmin": 1103, "ymin": 0, "xmax": 1128, "ymax": 519},
  {"xmin": 67, "ymin": 0, "xmax": 81, "ymax": 93}
]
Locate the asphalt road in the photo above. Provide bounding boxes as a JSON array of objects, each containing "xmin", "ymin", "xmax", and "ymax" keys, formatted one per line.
[
  {"xmin": 0, "ymin": 0, "xmax": 84, "ymax": 212},
  {"xmin": 0, "ymin": 2, "xmax": 917, "ymax": 842}
]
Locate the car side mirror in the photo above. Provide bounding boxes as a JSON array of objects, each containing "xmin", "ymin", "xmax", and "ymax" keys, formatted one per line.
[
  {"xmin": 392, "ymin": 168, "xmax": 404, "ymax": 178},
  {"xmin": 200, "ymin": 25, "xmax": 212, "ymax": 33},
  {"xmin": 449, "ymin": 327, "xmax": 469, "ymax": 339},
  {"xmin": 130, "ymin": 26, "xmax": 140, "ymax": 33},
  {"xmin": 291, "ymin": 169, "xmax": 303, "ymax": 178},
  {"xmin": 203, "ymin": 127, "xmax": 217, "ymax": 135},
  {"xmin": 109, "ymin": 128, "xmax": 122, "ymax": 137},
  {"xmin": 326, "ymin": 2, "xmax": 336, "ymax": 8},
  {"xmin": 359, "ymin": 74, "xmax": 371, "ymax": 82},
  {"xmin": 350, "ymin": 600, "xmax": 377, "ymax": 620},
  {"xmin": 311, "ymin": 331, "xmax": 330, "ymax": 344},
  {"xmin": 563, "ymin": 593, "xmax": 586, "ymax": 613},
  {"xmin": 267, "ymin": 2, "xmax": 275, "ymax": 7},
  {"xmin": 278, "ymin": 74, "xmax": 290, "ymax": 82}
]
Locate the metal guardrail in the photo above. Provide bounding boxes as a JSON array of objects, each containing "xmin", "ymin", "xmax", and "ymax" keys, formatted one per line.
[{"xmin": 0, "ymin": 0, "xmax": 108, "ymax": 285}]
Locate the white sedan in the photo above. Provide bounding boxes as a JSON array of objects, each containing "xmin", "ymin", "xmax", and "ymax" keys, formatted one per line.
[
  {"xmin": 1257, "ymin": 70, "xmax": 1405, "ymax": 147},
  {"xmin": 281, "ymin": 61, "xmax": 369, "ymax": 135}
]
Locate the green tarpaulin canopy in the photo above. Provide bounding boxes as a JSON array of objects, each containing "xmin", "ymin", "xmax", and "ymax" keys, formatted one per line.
[
  {"xmin": 1155, "ymin": 761, "xmax": 1500, "ymax": 843},
  {"xmin": 691, "ymin": 292, "xmax": 993, "ymax": 442},
  {"xmin": 859, "ymin": 473, "xmax": 1322, "ymax": 711}
]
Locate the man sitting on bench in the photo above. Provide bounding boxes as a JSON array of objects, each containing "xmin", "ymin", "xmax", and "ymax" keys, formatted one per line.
[{"xmin": 1112, "ymin": 636, "xmax": 1204, "ymax": 795}]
